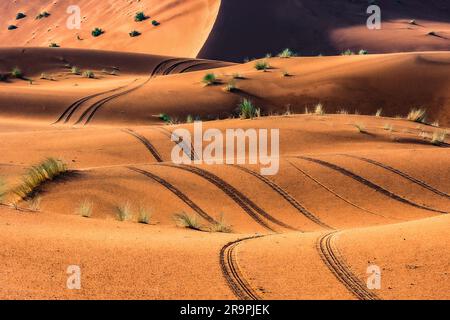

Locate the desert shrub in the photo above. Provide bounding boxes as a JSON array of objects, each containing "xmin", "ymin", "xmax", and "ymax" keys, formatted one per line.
[
  {"xmin": 82, "ymin": 70, "xmax": 95, "ymax": 78},
  {"xmin": 16, "ymin": 12, "xmax": 27, "ymax": 20},
  {"xmin": 358, "ymin": 49, "xmax": 369, "ymax": 55},
  {"xmin": 209, "ymin": 214, "xmax": 233, "ymax": 233},
  {"xmin": 135, "ymin": 12, "xmax": 148, "ymax": 22},
  {"xmin": 36, "ymin": 12, "xmax": 51, "ymax": 20},
  {"xmin": 137, "ymin": 207, "xmax": 151, "ymax": 224},
  {"xmin": 8, "ymin": 25, "xmax": 18, "ymax": 30},
  {"xmin": 71, "ymin": 66, "xmax": 81, "ymax": 75},
  {"xmin": 115, "ymin": 203, "xmax": 132, "ymax": 221},
  {"xmin": 224, "ymin": 79, "xmax": 237, "ymax": 92},
  {"xmin": 239, "ymin": 99, "xmax": 260, "ymax": 119},
  {"xmin": 174, "ymin": 212, "xmax": 202, "ymax": 231},
  {"xmin": 28, "ymin": 196, "xmax": 41, "ymax": 211},
  {"xmin": 202, "ymin": 73, "xmax": 217, "ymax": 86},
  {"xmin": 91, "ymin": 28, "xmax": 104, "ymax": 37},
  {"xmin": 49, "ymin": 43, "xmax": 60, "ymax": 48},
  {"xmin": 232, "ymin": 73, "xmax": 244, "ymax": 79},
  {"xmin": 12, "ymin": 158, "xmax": 67, "ymax": 200},
  {"xmin": 158, "ymin": 113, "xmax": 172, "ymax": 124},
  {"xmin": 77, "ymin": 200, "xmax": 93, "ymax": 218},
  {"xmin": 282, "ymin": 70, "xmax": 291, "ymax": 77},
  {"xmin": 255, "ymin": 60, "xmax": 269, "ymax": 71},
  {"xmin": 407, "ymin": 108, "xmax": 427, "ymax": 123},
  {"xmin": 353, "ymin": 123, "xmax": 367, "ymax": 133},
  {"xmin": 341, "ymin": 49, "xmax": 355, "ymax": 56},
  {"xmin": 383, "ymin": 123, "xmax": 394, "ymax": 132},
  {"xmin": 186, "ymin": 115, "xmax": 194, "ymax": 123},
  {"xmin": 431, "ymin": 130, "xmax": 447, "ymax": 146},
  {"xmin": 278, "ymin": 48, "xmax": 295, "ymax": 58},
  {"xmin": 375, "ymin": 108, "xmax": 382, "ymax": 117},
  {"xmin": 129, "ymin": 30, "xmax": 141, "ymax": 37},
  {"xmin": 314, "ymin": 103, "xmax": 325, "ymax": 115},
  {"xmin": 152, "ymin": 20, "xmax": 160, "ymax": 26},
  {"xmin": 11, "ymin": 67, "xmax": 23, "ymax": 78}
]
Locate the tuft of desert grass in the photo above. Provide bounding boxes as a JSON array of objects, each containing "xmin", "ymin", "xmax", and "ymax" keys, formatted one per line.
[
  {"xmin": 375, "ymin": 108, "xmax": 383, "ymax": 117},
  {"xmin": 11, "ymin": 67, "xmax": 23, "ymax": 79},
  {"xmin": 13, "ymin": 158, "xmax": 67, "ymax": 201},
  {"xmin": 209, "ymin": 214, "xmax": 233, "ymax": 233},
  {"xmin": 278, "ymin": 48, "xmax": 295, "ymax": 58},
  {"xmin": 223, "ymin": 79, "xmax": 237, "ymax": 92},
  {"xmin": 254, "ymin": 60, "xmax": 270, "ymax": 71},
  {"xmin": 383, "ymin": 123, "xmax": 394, "ymax": 132},
  {"xmin": 77, "ymin": 200, "xmax": 93, "ymax": 218},
  {"xmin": 82, "ymin": 70, "xmax": 95, "ymax": 79},
  {"xmin": 337, "ymin": 109, "xmax": 349, "ymax": 115},
  {"xmin": 174, "ymin": 212, "xmax": 202, "ymax": 231},
  {"xmin": 202, "ymin": 73, "xmax": 217, "ymax": 86},
  {"xmin": 115, "ymin": 202, "xmax": 132, "ymax": 221},
  {"xmin": 232, "ymin": 73, "xmax": 244, "ymax": 80},
  {"xmin": 137, "ymin": 206, "xmax": 152, "ymax": 224},
  {"xmin": 239, "ymin": 99, "xmax": 260, "ymax": 119},
  {"xmin": 431, "ymin": 130, "xmax": 448, "ymax": 146},
  {"xmin": 282, "ymin": 70, "xmax": 291, "ymax": 77},
  {"xmin": 353, "ymin": 123, "xmax": 367, "ymax": 133},
  {"xmin": 71, "ymin": 66, "xmax": 81, "ymax": 75},
  {"xmin": 186, "ymin": 114, "xmax": 194, "ymax": 123},
  {"xmin": 407, "ymin": 108, "xmax": 427, "ymax": 123},
  {"xmin": 314, "ymin": 103, "xmax": 325, "ymax": 115},
  {"xmin": 28, "ymin": 196, "xmax": 41, "ymax": 211},
  {"xmin": 431, "ymin": 121, "xmax": 440, "ymax": 127},
  {"xmin": 0, "ymin": 177, "xmax": 6, "ymax": 204}
]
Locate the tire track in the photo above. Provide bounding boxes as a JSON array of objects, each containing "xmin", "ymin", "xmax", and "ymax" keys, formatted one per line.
[
  {"xmin": 317, "ymin": 232, "xmax": 380, "ymax": 300},
  {"xmin": 156, "ymin": 127, "xmax": 200, "ymax": 161},
  {"xmin": 232, "ymin": 165, "xmax": 333, "ymax": 229},
  {"xmin": 162, "ymin": 59, "xmax": 198, "ymax": 75},
  {"xmin": 121, "ymin": 129, "xmax": 163, "ymax": 162},
  {"xmin": 341, "ymin": 154, "xmax": 450, "ymax": 200},
  {"xmin": 288, "ymin": 160, "xmax": 398, "ymax": 220},
  {"xmin": 220, "ymin": 236, "xmax": 266, "ymax": 300},
  {"xmin": 159, "ymin": 164, "xmax": 298, "ymax": 232},
  {"xmin": 128, "ymin": 166, "xmax": 217, "ymax": 224},
  {"xmin": 299, "ymin": 156, "xmax": 448, "ymax": 214}
]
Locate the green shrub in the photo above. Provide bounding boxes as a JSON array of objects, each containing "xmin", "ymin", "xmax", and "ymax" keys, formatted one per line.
[
  {"xmin": 158, "ymin": 113, "xmax": 172, "ymax": 124},
  {"xmin": 239, "ymin": 99, "xmax": 260, "ymax": 119},
  {"xmin": 255, "ymin": 60, "xmax": 269, "ymax": 71},
  {"xmin": 152, "ymin": 20, "xmax": 160, "ymax": 26},
  {"xmin": 341, "ymin": 49, "xmax": 355, "ymax": 56},
  {"xmin": 129, "ymin": 30, "xmax": 141, "ymax": 37},
  {"xmin": 8, "ymin": 25, "xmax": 18, "ymax": 31},
  {"xmin": 82, "ymin": 70, "xmax": 95, "ymax": 79},
  {"xmin": 16, "ymin": 12, "xmax": 27, "ymax": 20},
  {"xmin": 36, "ymin": 12, "xmax": 51, "ymax": 20},
  {"xmin": 135, "ymin": 12, "xmax": 148, "ymax": 22},
  {"xmin": 11, "ymin": 67, "xmax": 23, "ymax": 78},
  {"xmin": 202, "ymin": 73, "xmax": 217, "ymax": 86},
  {"xmin": 359, "ymin": 49, "xmax": 369, "ymax": 55},
  {"xmin": 91, "ymin": 28, "xmax": 104, "ymax": 37}
]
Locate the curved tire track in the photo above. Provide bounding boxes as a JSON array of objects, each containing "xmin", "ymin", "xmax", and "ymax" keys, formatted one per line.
[
  {"xmin": 157, "ymin": 127, "xmax": 200, "ymax": 161},
  {"xmin": 232, "ymin": 165, "xmax": 333, "ymax": 229},
  {"xmin": 299, "ymin": 156, "xmax": 448, "ymax": 214},
  {"xmin": 220, "ymin": 236, "xmax": 265, "ymax": 300},
  {"xmin": 317, "ymin": 232, "xmax": 380, "ymax": 300},
  {"xmin": 122, "ymin": 129, "xmax": 163, "ymax": 162},
  {"xmin": 341, "ymin": 154, "xmax": 450, "ymax": 200},
  {"xmin": 128, "ymin": 167, "xmax": 217, "ymax": 224},
  {"xmin": 159, "ymin": 164, "xmax": 298, "ymax": 232}
]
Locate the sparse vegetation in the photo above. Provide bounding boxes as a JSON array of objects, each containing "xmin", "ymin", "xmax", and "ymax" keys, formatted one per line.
[
  {"xmin": 91, "ymin": 28, "xmax": 104, "ymax": 37},
  {"xmin": 36, "ymin": 11, "xmax": 51, "ymax": 20},
  {"xmin": 174, "ymin": 212, "xmax": 202, "ymax": 231},
  {"xmin": 353, "ymin": 123, "xmax": 367, "ymax": 133},
  {"xmin": 186, "ymin": 115, "xmax": 194, "ymax": 123},
  {"xmin": 115, "ymin": 203, "xmax": 132, "ymax": 221},
  {"xmin": 341, "ymin": 49, "xmax": 355, "ymax": 56},
  {"xmin": 158, "ymin": 113, "xmax": 172, "ymax": 124},
  {"xmin": 129, "ymin": 30, "xmax": 141, "ymax": 37},
  {"xmin": 82, "ymin": 70, "xmax": 95, "ymax": 79},
  {"xmin": 383, "ymin": 123, "xmax": 394, "ymax": 132},
  {"xmin": 358, "ymin": 49, "xmax": 369, "ymax": 55},
  {"xmin": 137, "ymin": 206, "xmax": 151, "ymax": 224},
  {"xmin": 337, "ymin": 109, "xmax": 349, "ymax": 115},
  {"xmin": 152, "ymin": 20, "xmax": 160, "ymax": 26},
  {"xmin": 407, "ymin": 108, "xmax": 427, "ymax": 123},
  {"xmin": 135, "ymin": 12, "xmax": 148, "ymax": 22},
  {"xmin": 0, "ymin": 177, "xmax": 6, "ymax": 203},
  {"xmin": 209, "ymin": 214, "xmax": 233, "ymax": 233},
  {"xmin": 314, "ymin": 103, "xmax": 325, "ymax": 115},
  {"xmin": 202, "ymin": 73, "xmax": 217, "ymax": 86},
  {"xmin": 12, "ymin": 158, "xmax": 67, "ymax": 201},
  {"xmin": 77, "ymin": 200, "xmax": 93, "ymax": 218},
  {"xmin": 282, "ymin": 70, "xmax": 291, "ymax": 77},
  {"xmin": 409, "ymin": 19, "xmax": 417, "ymax": 25},
  {"xmin": 224, "ymin": 79, "xmax": 237, "ymax": 92},
  {"xmin": 16, "ymin": 12, "xmax": 27, "ymax": 20},
  {"xmin": 49, "ymin": 43, "xmax": 60, "ymax": 48},
  {"xmin": 28, "ymin": 196, "xmax": 41, "ymax": 211},
  {"xmin": 431, "ymin": 130, "xmax": 447, "ymax": 146},
  {"xmin": 71, "ymin": 66, "xmax": 81, "ymax": 75},
  {"xmin": 232, "ymin": 73, "xmax": 244, "ymax": 80},
  {"xmin": 8, "ymin": 25, "xmax": 18, "ymax": 30},
  {"xmin": 375, "ymin": 108, "xmax": 383, "ymax": 117},
  {"xmin": 255, "ymin": 60, "xmax": 270, "ymax": 71},
  {"xmin": 239, "ymin": 99, "xmax": 260, "ymax": 119},
  {"xmin": 278, "ymin": 48, "xmax": 295, "ymax": 58}
]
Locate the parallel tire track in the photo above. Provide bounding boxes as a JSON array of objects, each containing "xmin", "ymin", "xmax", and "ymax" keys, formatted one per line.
[
  {"xmin": 159, "ymin": 164, "xmax": 298, "ymax": 232},
  {"xmin": 342, "ymin": 154, "xmax": 450, "ymax": 200},
  {"xmin": 299, "ymin": 156, "xmax": 448, "ymax": 214},
  {"xmin": 122, "ymin": 129, "xmax": 163, "ymax": 162},
  {"xmin": 232, "ymin": 165, "xmax": 333, "ymax": 229},
  {"xmin": 157, "ymin": 127, "xmax": 199, "ymax": 161},
  {"xmin": 128, "ymin": 167, "xmax": 217, "ymax": 224},
  {"xmin": 317, "ymin": 232, "xmax": 380, "ymax": 300},
  {"xmin": 288, "ymin": 160, "xmax": 396, "ymax": 220},
  {"xmin": 220, "ymin": 236, "xmax": 265, "ymax": 300}
]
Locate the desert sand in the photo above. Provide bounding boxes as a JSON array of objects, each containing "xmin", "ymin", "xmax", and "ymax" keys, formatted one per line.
[{"xmin": 0, "ymin": 0, "xmax": 449, "ymax": 300}]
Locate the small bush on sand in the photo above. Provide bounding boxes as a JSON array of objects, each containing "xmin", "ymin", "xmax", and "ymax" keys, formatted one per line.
[
  {"xmin": 71, "ymin": 66, "xmax": 81, "ymax": 75},
  {"xmin": 152, "ymin": 20, "xmax": 160, "ymax": 26},
  {"xmin": 431, "ymin": 130, "xmax": 447, "ymax": 146},
  {"xmin": 186, "ymin": 115, "xmax": 194, "ymax": 123},
  {"xmin": 158, "ymin": 113, "xmax": 172, "ymax": 124},
  {"xmin": 232, "ymin": 73, "xmax": 244, "ymax": 79},
  {"xmin": 383, "ymin": 123, "xmax": 394, "ymax": 132},
  {"xmin": 255, "ymin": 60, "xmax": 270, "ymax": 71},
  {"xmin": 314, "ymin": 103, "xmax": 325, "ymax": 115},
  {"xmin": 77, "ymin": 200, "xmax": 93, "ymax": 218},
  {"xmin": 49, "ymin": 43, "xmax": 60, "ymax": 48},
  {"xmin": 129, "ymin": 30, "xmax": 141, "ymax": 37},
  {"xmin": 341, "ymin": 49, "xmax": 355, "ymax": 56},
  {"xmin": 359, "ymin": 49, "xmax": 369, "ymax": 55},
  {"xmin": 407, "ymin": 108, "xmax": 427, "ymax": 123},
  {"xmin": 28, "ymin": 196, "xmax": 41, "ymax": 211},
  {"xmin": 135, "ymin": 12, "xmax": 148, "ymax": 22},
  {"xmin": 91, "ymin": 28, "xmax": 104, "ymax": 37},
  {"xmin": 82, "ymin": 70, "xmax": 95, "ymax": 79},
  {"xmin": 13, "ymin": 158, "xmax": 67, "ymax": 200},
  {"xmin": 16, "ymin": 12, "xmax": 27, "ymax": 20},
  {"xmin": 375, "ymin": 108, "xmax": 382, "ymax": 117},
  {"xmin": 223, "ymin": 79, "xmax": 237, "ymax": 92},
  {"xmin": 282, "ymin": 70, "xmax": 291, "ymax": 77},
  {"xmin": 174, "ymin": 212, "xmax": 202, "ymax": 231},
  {"xmin": 239, "ymin": 99, "xmax": 260, "ymax": 119},
  {"xmin": 115, "ymin": 203, "xmax": 132, "ymax": 221},
  {"xmin": 8, "ymin": 25, "xmax": 18, "ymax": 30},
  {"xmin": 11, "ymin": 67, "xmax": 23, "ymax": 78},
  {"xmin": 137, "ymin": 206, "xmax": 152, "ymax": 224},
  {"xmin": 209, "ymin": 214, "xmax": 233, "ymax": 233},
  {"xmin": 278, "ymin": 48, "xmax": 295, "ymax": 58},
  {"xmin": 202, "ymin": 73, "xmax": 217, "ymax": 86},
  {"xmin": 36, "ymin": 11, "xmax": 51, "ymax": 20},
  {"xmin": 353, "ymin": 123, "xmax": 367, "ymax": 133}
]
